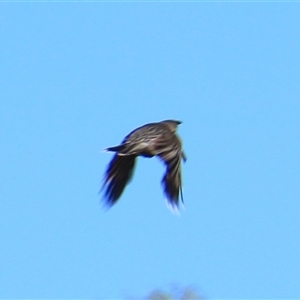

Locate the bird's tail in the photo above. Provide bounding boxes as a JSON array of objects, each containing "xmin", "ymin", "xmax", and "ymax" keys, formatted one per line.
[
  {"xmin": 104, "ymin": 144, "xmax": 126, "ymax": 153},
  {"xmin": 105, "ymin": 143, "xmax": 146, "ymax": 156}
]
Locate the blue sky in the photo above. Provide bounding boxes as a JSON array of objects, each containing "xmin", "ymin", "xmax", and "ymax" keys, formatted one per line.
[{"xmin": 1, "ymin": 2, "xmax": 300, "ymax": 299}]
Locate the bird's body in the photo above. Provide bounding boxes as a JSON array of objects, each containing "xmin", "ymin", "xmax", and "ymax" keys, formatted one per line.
[{"xmin": 102, "ymin": 120, "xmax": 186, "ymax": 209}]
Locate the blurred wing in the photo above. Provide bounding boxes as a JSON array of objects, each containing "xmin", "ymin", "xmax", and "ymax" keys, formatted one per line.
[
  {"xmin": 102, "ymin": 154, "xmax": 136, "ymax": 207},
  {"xmin": 156, "ymin": 137, "xmax": 184, "ymax": 208}
]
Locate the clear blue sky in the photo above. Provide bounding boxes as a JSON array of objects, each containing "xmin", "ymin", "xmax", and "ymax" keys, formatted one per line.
[{"xmin": 1, "ymin": 2, "xmax": 300, "ymax": 299}]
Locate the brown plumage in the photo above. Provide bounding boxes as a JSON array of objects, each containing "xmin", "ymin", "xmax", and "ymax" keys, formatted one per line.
[{"xmin": 101, "ymin": 120, "xmax": 186, "ymax": 209}]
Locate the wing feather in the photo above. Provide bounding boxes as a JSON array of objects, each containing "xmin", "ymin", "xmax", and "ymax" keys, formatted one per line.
[
  {"xmin": 157, "ymin": 135, "xmax": 184, "ymax": 208},
  {"xmin": 102, "ymin": 154, "xmax": 136, "ymax": 206}
]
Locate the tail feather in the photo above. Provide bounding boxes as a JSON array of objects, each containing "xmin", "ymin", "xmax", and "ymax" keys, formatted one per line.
[
  {"xmin": 105, "ymin": 143, "xmax": 145, "ymax": 156},
  {"xmin": 105, "ymin": 144, "xmax": 126, "ymax": 153}
]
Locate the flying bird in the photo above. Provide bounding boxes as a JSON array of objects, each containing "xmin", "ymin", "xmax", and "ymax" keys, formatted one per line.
[{"xmin": 101, "ymin": 120, "xmax": 186, "ymax": 210}]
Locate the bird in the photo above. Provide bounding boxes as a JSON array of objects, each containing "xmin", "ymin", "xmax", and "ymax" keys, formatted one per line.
[{"xmin": 101, "ymin": 120, "xmax": 187, "ymax": 210}]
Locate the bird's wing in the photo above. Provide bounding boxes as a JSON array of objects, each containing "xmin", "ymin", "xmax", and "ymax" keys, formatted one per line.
[
  {"xmin": 102, "ymin": 154, "xmax": 136, "ymax": 206},
  {"xmin": 156, "ymin": 135, "xmax": 184, "ymax": 208}
]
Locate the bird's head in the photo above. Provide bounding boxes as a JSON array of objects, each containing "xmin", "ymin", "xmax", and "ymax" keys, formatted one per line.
[{"xmin": 160, "ymin": 120, "xmax": 182, "ymax": 132}]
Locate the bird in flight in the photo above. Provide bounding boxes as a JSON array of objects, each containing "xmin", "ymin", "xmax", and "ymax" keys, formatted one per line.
[{"xmin": 101, "ymin": 120, "xmax": 187, "ymax": 210}]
